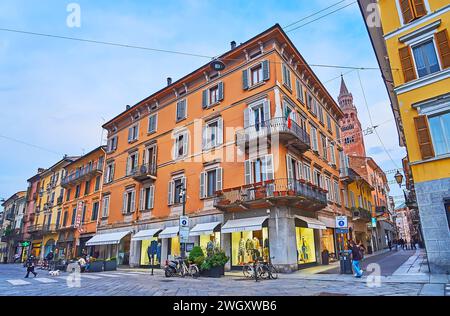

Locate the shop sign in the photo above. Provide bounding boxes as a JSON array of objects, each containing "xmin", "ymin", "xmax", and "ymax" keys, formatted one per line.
[
  {"xmin": 336, "ymin": 228, "xmax": 349, "ymax": 234},
  {"xmin": 371, "ymin": 217, "xmax": 377, "ymax": 228},
  {"xmin": 179, "ymin": 216, "xmax": 190, "ymax": 243},
  {"xmin": 335, "ymin": 216, "xmax": 348, "ymax": 229},
  {"xmin": 75, "ymin": 201, "xmax": 83, "ymax": 229}
]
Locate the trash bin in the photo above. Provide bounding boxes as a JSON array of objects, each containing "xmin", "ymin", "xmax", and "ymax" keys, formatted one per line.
[
  {"xmin": 339, "ymin": 251, "xmax": 353, "ymax": 274},
  {"xmin": 321, "ymin": 250, "xmax": 329, "ymax": 265}
]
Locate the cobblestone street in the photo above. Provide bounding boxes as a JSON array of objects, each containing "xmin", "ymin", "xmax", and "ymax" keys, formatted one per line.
[{"xmin": 0, "ymin": 262, "xmax": 440, "ymax": 296}]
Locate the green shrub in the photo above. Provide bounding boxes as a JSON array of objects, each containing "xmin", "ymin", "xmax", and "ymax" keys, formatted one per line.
[
  {"xmin": 200, "ymin": 248, "xmax": 228, "ymax": 271},
  {"xmin": 188, "ymin": 246, "xmax": 204, "ymax": 263}
]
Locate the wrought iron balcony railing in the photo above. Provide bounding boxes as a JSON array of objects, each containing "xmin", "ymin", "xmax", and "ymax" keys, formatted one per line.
[
  {"xmin": 236, "ymin": 117, "xmax": 311, "ymax": 154},
  {"xmin": 339, "ymin": 167, "xmax": 359, "ymax": 184},
  {"xmin": 61, "ymin": 161, "xmax": 104, "ymax": 187},
  {"xmin": 351, "ymin": 207, "xmax": 372, "ymax": 222},
  {"xmin": 131, "ymin": 163, "xmax": 157, "ymax": 182}
]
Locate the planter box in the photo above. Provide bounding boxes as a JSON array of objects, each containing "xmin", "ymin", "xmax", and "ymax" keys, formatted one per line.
[
  {"xmin": 200, "ymin": 265, "xmax": 225, "ymax": 278},
  {"xmin": 89, "ymin": 261, "xmax": 104, "ymax": 273},
  {"xmin": 104, "ymin": 260, "xmax": 117, "ymax": 271}
]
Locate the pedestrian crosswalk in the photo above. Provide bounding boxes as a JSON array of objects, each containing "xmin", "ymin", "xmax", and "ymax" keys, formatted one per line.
[{"xmin": 3, "ymin": 271, "xmax": 152, "ymax": 287}]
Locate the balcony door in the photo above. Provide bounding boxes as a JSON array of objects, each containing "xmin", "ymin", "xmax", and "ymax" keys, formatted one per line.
[
  {"xmin": 144, "ymin": 144, "xmax": 157, "ymax": 173},
  {"xmin": 244, "ymin": 100, "xmax": 271, "ymax": 132}
]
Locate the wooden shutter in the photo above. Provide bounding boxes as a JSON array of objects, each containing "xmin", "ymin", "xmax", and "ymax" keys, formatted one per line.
[
  {"xmin": 435, "ymin": 30, "xmax": 450, "ymax": 69},
  {"xmin": 414, "ymin": 115, "xmax": 435, "ymax": 160},
  {"xmin": 130, "ymin": 190, "xmax": 136, "ymax": 213},
  {"xmin": 200, "ymin": 172, "xmax": 206, "ymax": 198},
  {"xmin": 412, "ymin": 0, "xmax": 427, "ymax": 18},
  {"xmin": 242, "ymin": 69, "xmax": 249, "ymax": 90},
  {"xmin": 286, "ymin": 155, "xmax": 294, "ymax": 180},
  {"xmin": 399, "ymin": 46, "xmax": 417, "ymax": 83},
  {"xmin": 244, "ymin": 108, "xmax": 250, "ymax": 128},
  {"xmin": 244, "ymin": 160, "xmax": 253, "ymax": 184},
  {"xmin": 217, "ymin": 118, "xmax": 224, "ymax": 145},
  {"xmin": 182, "ymin": 132, "xmax": 188, "ymax": 157},
  {"xmin": 262, "ymin": 60, "xmax": 270, "ymax": 81},
  {"xmin": 168, "ymin": 181, "xmax": 174, "ymax": 205},
  {"xmin": 264, "ymin": 155, "xmax": 274, "ymax": 181},
  {"xmin": 202, "ymin": 125, "xmax": 208, "ymax": 150},
  {"xmin": 399, "ymin": 0, "xmax": 414, "ymax": 24},
  {"xmin": 218, "ymin": 82, "xmax": 224, "ymax": 101},
  {"xmin": 202, "ymin": 89, "xmax": 208, "ymax": 109},
  {"xmin": 148, "ymin": 186, "xmax": 154, "ymax": 209},
  {"xmin": 126, "ymin": 156, "xmax": 131, "ymax": 176},
  {"xmin": 139, "ymin": 188, "xmax": 145, "ymax": 211},
  {"xmin": 128, "ymin": 127, "xmax": 133, "ymax": 142},
  {"xmin": 122, "ymin": 192, "xmax": 127, "ymax": 214},
  {"xmin": 263, "ymin": 100, "xmax": 271, "ymax": 121},
  {"xmin": 216, "ymin": 168, "xmax": 223, "ymax": 191}
]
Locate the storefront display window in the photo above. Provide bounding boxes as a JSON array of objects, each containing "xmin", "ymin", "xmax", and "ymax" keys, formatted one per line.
[
  {"xmin": 118, "ymin": 235, "xmax": 131, "ymax": 265},
  {"xmin": 296, "ymin": 227, "xmax": 316, "ymax": 264},
  {"xmin": 199, "ymin": 233, "xmax": 220, "ymax": 255},
  {"xmin": 320, "ymin": 229, "xmax": 336, "ymax": 259},
  {"xmin": 231, "ymin": 228, "xmax": 269, "ymax": 266},
  {"xmin": 140, "ymin": 238, "xmax": 161, "ymax": 266},
  {"xmin": 169, "ymin": 237, "xmax": 180, "ymax": 259}
]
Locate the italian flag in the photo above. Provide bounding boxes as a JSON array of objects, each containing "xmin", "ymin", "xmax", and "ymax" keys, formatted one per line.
[{"xmin": 284, "ymin": 108, "xmax": 292, "ymax": 129}]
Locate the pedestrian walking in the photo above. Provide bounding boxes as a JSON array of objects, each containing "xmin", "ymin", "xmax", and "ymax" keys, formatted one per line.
[
  {"xmin": 388, "ymin": 240, "xmax": 392, "ymax": 251},
  {"xmin": 24, "ymin": 255, "xmax": 37, "ymax": 278},
  {"xmin": 411, "ymin": 239, "xmax": 416, "ymax": 250},
  {"xmin": 349, "ymin": 241, "xmax": 363, "ymax": 278}
]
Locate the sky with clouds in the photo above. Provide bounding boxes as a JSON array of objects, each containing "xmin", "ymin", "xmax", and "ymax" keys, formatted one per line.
[{"xmin": 0, "ymin": 0, "xmax": 406, "ymax": 205}]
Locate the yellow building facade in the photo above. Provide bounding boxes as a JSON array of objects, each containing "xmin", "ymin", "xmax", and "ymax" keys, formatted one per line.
[{"xmin": 359, "ymin": 0, "xmax": 450, "ymax": 273}]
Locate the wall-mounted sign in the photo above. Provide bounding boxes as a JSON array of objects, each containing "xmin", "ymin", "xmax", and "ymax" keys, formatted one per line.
[
  {"xmin": 371, "ymin": 217, "xmax": 377, "ymax": 228},
  {"xmin": 210, "ymin": 60, "xmax": 226, "ymax": 71},
  {"xmin": 335, "ymin": 216, "xmax": 348, "ymax": 229}
]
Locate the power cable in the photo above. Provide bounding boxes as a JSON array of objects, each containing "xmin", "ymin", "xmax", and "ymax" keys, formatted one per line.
[
  {"xmin": 283, "ymin": 0, "xmax": 347, "ymax": 29},
  {"xmin": 0, "ymin": 134, "xmax": 63, "ymax": 156}
]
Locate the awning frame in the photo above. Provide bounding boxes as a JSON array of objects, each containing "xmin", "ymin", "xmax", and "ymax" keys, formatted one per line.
[
  {"xmin": 85, "ymin": 231, "xmax": 131, "ymax": 246},
  {"xmin": 221, "ymin": 216, "xmax": 268, "ymax": 234},
  {"xmin": 189, "ymin": 222, "xmax": 221, "ymax": 236},
  {"xmin": 295, "ymin": 215, "xmax": 327, "ymax": 230},
  {"xmin": 131, "ymin": 228, "xmax": 162, "ymax": 241}
]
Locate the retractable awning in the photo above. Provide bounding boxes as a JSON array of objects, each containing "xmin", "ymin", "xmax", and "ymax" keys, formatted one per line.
[
  {"xmin": 131, "ymin": 229, "xmax": 162, "ymax": 241},
  {"xmin": 295, "ymin": 216, "xmax": 327, "ymax": 230},
  {"xmin": 158, "ymin": 226, "xmax": 179, "ymax": 239},
  {"xmin": 189, "ymin": 222, "xmax": 221, "ymax": 236},
  {"xmin": 221, "ymin": 216, "xmax": 268, "ymax": 234},
  {"xmin": 85, "ymin": 231, "xmax": 131, "ymax": 246}
]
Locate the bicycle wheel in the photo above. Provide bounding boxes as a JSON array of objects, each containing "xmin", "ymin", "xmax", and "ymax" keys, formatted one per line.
[
  {"xmin": 269, "ymin": 265, "xmax": 278, "ymax": 279},
  {"xmin": 242, "ymin": 265, "xmax": 253, "ymax": 278},
  {"xmin": 189, "ymin": 265, "xmax": 199, "ymax": 278}
]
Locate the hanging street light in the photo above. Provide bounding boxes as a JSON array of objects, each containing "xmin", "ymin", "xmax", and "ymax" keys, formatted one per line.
[{"xmin": 394, "ymin": 170, "xmax": 404, "ymax": 188}]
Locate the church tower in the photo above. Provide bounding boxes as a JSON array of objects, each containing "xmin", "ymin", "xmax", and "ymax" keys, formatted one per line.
[{"xmin": 338, "ymin": 76, "xmax": 366, "ymax": 157}]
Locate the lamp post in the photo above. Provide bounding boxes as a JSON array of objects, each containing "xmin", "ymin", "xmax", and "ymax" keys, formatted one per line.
[
  {"xmin": 394, "ymin": 171, "xmax": 403, "ymax": 188},
  {"xmin": 177, "ymin": 184, "xmax": 187, "ymax": 259}
]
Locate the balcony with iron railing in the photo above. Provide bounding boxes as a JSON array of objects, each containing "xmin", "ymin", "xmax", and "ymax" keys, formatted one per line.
[
  {"xmin": 339, "ymin": 167, "xmax": 359, "ymax": 184},
  {"xmin": 236, "ymin": 117, "xmax": 311, "ymax": 154},
  {"xmin": 42, "ymin": 224, "xmax": 57, "ymax": 233},
  {"xmin": 131, "ymin": 163, "xmax": 157, "ymax": 182},
  {"xmin": 214, "ymin": 178, "xmax": 327, "ymax": 213},
  {"xmin": 61, "ymin": 161, "xmax": 104, "ymax": 188},
  {"xmin": 27, "ymin": 224, "xmax": 43, "ymax": 234},
  {"xmin": 351, "ymin": 207, "xmax": 372, "ymax": 222}
]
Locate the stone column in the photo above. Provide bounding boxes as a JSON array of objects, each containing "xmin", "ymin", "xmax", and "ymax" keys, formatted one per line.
[
  {"xmin": 268, "ymin": 206, "xmax": 297, "ymax": 273},
  {"xmin": 129, "ymin": 240, "xmax": 140, "ymax": 267},
  {"xmin": 160, "ymin": 238, "xmax": 168, "ymax": 267}
]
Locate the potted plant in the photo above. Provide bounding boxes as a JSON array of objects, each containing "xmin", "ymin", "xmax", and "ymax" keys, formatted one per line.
[
  {"xmin": 188, "ymin": 246, "xmax": 205, "ymax": 267},
  {"xmin": 200, "ymin": 247, "xmax": 229, "ymax": 278},
  {"xmin": 89, "ymin": 257, "xmax": 104, "ymax": 273},
  {"xmin": 104, "ymin": 257, "xmax": 117, "ymax": 271}
]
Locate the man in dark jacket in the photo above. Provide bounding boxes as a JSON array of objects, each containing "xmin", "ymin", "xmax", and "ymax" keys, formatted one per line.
[
  {"xmin": 349, "ymin": 241, "xmax": 363, "ymax": 278},
  {"xmin": 24, "ymin": 256, "xmax": 37, "ymax": 278}
]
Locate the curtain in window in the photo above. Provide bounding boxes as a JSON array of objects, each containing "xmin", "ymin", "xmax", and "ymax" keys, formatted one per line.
[{"xmin": 413, "ymin": 41, "xmax": 440, "ymax": 77}]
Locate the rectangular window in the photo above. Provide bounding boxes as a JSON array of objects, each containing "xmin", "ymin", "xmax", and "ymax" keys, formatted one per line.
[
  {"xmin": 174, "ymin": 131, "xmax": 188, "ymax": 159},
  {"xmin": 84, "ymin": 180, "xmax": 90, "ymax": 196},
  {"xmin": 148, "ymin": 113, "xmax": 158, "ymax": 134},
  {"xmin": 127, "ymin": 152, "xmax": 139, "ymax": 176},
  {"xmin": 335, "ymin": 124, "xmax": 341, "ymax": 143},
  {"xmin": 306, "ymin": 93, "xmax": 313, "ymax": 110},
  {"xmin": 303, "ymin": 164, "xmax": 311, "ymax": 183},
  {"xmin": 122, "ymin": 189, "xmax": 136, "ymax": 214},
  {"xmin": 412, "ymin": 40, "xmax": 440, "ymax": 78},
  {"xmin": 176, "ymin": 99, "xmax": 187, "ymax": 121},
  {"xmin": 310, "ymin": 126, "xmax": 318, "ymax": 152},
  {"xmin": 209, "ymin": 85, "xmax": 219, "ymax": 105},
  {"xmin": 91, "ymin": 201, "xmax": 99, "ymax": 221},
  {"xmin": 282, "ymin": 64, "xmax": 292, "ymax": 89},
  {"xmin": 428, "ymin": 112, "xmax": 450, "ymax": 156},
  {"xmin": 142, "ymin": 186, "xmax": 155, "ymax": 210},
  {"xmin": 173, "ymin": 178, "xmax": 184, "ymax": 204},
  {"xmin": 203, "ymin": 118, "xmax": 223, "ymax": 150},
  {"xmin": 63, "ymin": 211, "xmax": 68, "ymax": 227},
  {"xmin": 318, "ymin": 105, "xmax": 324, "ymax": 124},
  {"xmin": 296, "ymin": 79, "xmax": 304, "ymax": 103},
  {"xmin": 350, "ymin": 191, "xmax": 355, "ymax": 208},
  {"xmin": 313, "ymin": 169, "xmax": 322, "ymax": 187},
  {"xmin": 321, "ymin": 134, "xmax": 327, "ymax": 160},
  {"xmin": 244, "ymin": 155, "xmax": 274, "ymax": 184},
  {"xmin": 251, "ymin": 64, "xmax": 263, "ymax": 86},
  {"xmin": 128, "ymin": 124, "xmax": 139, "ymax": 143},
  {"xmin": 66, "ymin": 188, "xmax": 71, "ymax": 202},
  {"xmin": 107, "ymin": 136, "xmax": 118, "ymax": 153},
  {"xmin": 334, "ymin": 181, "xmax": 340, "ymax": 204},
  {"xmin": 327, "ymin": 114, "xmax": 333, "ymax": 132},
  {"xmin": 71, "ymin": 207, "xmax": 76, "ymax": 225},
  {"xmin": 105, "ymin": 162, "xmax": 114, "ymax": 184},
  {"xmin": 81, "ymin": 204, "xmax": 87, "ymax": 223},
  {"xmin": 330, "ymin": 141, "xmax": 336, "ymax": 165},
  {"xmin": 325, "ymin": 177, "xmax": 332, "ymax": 201},
  {"xmin": 55, "ymin": 210, "xmax": 61, "ymax": 228},
  {"xmin": 94, "ymin": 176, "xmax": 101, "ymax": 192},
  {"xmin": 75, "ymin": 185, "xmax": 80, "ymax": 199},
  {"xmin": 102, "ymin": 196, "xmax": 110, "ymax": 218}
]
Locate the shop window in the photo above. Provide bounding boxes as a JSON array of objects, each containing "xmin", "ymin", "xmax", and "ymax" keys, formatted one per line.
[
  {"xmin": 199, "ymin": 233, "xmax": 221, "ymax": 254},
  {"xmin": 168, "ymin": 236, "xmax": 181, "ymax": 260},
  {"xmin": 140, "ymin": 238, "xmax": 161, "ymax": 266},
  {"xmin": 320, "ymin": 229, "xmax": 336, "ymax": 260},
  {"xmin": 296, "ymin": 227, "xmax": 317, "ymax": 265},
  {"xmin": 231, "ymin": 228, "xmax": 269, "ymax": 266}
]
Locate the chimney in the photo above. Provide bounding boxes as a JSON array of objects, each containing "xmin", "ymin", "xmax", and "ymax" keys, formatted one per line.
[
  {"xmin": 230, "ymin": 41, "xmax": 236, "ymax": 50},
  {"xmin": 37, "ymin": 168, "xmax": 45, "ymax": 173},
  {"xmin": 167, "ymin": 77, "xmax": 172, "ymax": 86},
  {"xmin": 126, "ymin": 105, "xmax": 131, "ymax": 110}
]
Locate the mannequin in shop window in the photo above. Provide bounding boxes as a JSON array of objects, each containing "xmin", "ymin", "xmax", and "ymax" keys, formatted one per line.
[
  {"xmin": 301, "ymin": 237, "xmax": 309, "ymax": 262},
  {"xmin": 245, "ymin": 238, "xmax": 254, "ymax": 261},
  {"xmin": 238, "ymin": 233, "xmax": 246, "ymax": 265},
  {"xmin": 263, "ymin": 238, "xmax": 269, "ymax": 261}
]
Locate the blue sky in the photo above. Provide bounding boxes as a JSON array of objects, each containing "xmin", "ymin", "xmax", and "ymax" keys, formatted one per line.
[{"xmin": 0, "ymin": 0, "xmax": 406, "ymax": 205}]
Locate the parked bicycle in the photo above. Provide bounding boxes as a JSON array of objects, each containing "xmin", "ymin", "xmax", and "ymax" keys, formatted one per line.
[
  {"xmin": 242, "ymin": 256, "xmax": 278, "ymax": 280},
  {"xmin": 259, "ymin": 257, "xmax": 278, "ymax": 280},
  {"xmin": 165, "ymin": 257, "xmax": 199, "ymax": 278}
]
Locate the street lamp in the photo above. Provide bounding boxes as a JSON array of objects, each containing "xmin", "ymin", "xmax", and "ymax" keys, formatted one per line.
[{"xmin": 394, "ymin": 170, "xmax": 403, "ymax": 188}]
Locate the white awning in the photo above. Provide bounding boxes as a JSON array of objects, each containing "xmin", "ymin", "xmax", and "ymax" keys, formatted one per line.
[
  {"xmin": 189, "ymin": 222, "xmax": 221, "ymax": 236},
  {"xmin": 131, "ymin": 229, "xmax": 162, "ymax": 241},
  {"xmin": 221, "ymin": 216, "xmax": 268, "ymax": 234},
  {"xmin": 85, "ymin": 231, "xmax": 131, "ymax": 246},
  {"xmin": 295, "ymin": 216, "xmax": 327, "ymax": 230},
  {"xmin": 158, "ymin": 226, "xmax": 179, "ymax": 239}
]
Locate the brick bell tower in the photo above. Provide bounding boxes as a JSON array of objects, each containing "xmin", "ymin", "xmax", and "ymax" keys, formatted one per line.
[{"xmin": 338, "ymin": 75, "xmax": 366, "ymax": 157}]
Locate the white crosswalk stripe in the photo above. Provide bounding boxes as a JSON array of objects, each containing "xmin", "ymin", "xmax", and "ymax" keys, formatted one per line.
[
  {"xmin": 81, "ymin": 274, "xmax": 103, "ymax": 279},
  {"xmin": 34, "ymin": 277, "xmax": 58, "ymax": 283},
  {"xmin": 97, "ymin": 273, "xmax": 121, "ymax": 278},
  {"xmin": 6, "ymin": 279, "xmax": 32, "ymax": 286}
]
